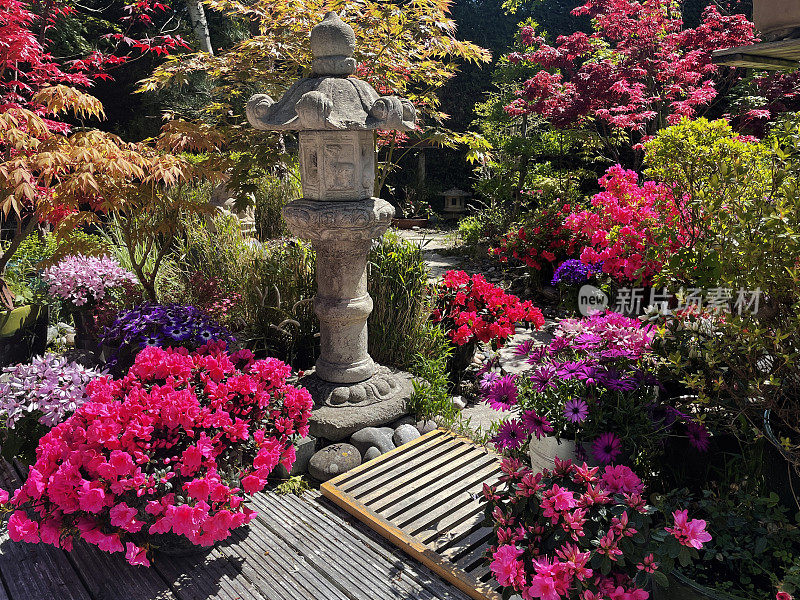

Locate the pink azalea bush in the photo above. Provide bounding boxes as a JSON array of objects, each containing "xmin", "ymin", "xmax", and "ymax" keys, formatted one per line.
[
  {"xmin": 563, "ymin": 166, "xmax": 688, "ymax": 284},
  {"xmin": 42, "ymin": 254, "xmax": 138, "ymax": 308},
  {"xmin": 484, "ymin": 457, "xmax": 712, "ymax": 600},
  {"xmin": 0, "ymin": 342, "xmax": 312, "ymax": 566}
]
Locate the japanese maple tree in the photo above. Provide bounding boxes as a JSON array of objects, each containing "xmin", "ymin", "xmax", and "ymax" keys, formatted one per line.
[
  {"xmin": 504, "ymin": 0, "xmax": 756, "ymax": 164},
  {"xmin": 139, "ymin": 0, "xmax": 492, "ymax": 197},
  {"xmin": 0, "ymin": 0, "xmax": 93, "ymax": 131}
]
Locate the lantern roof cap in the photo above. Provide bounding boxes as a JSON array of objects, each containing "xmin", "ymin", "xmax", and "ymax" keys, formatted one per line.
[{"xmin": 246, "ymin": 13, "xmax": 416, "ymax": 132}]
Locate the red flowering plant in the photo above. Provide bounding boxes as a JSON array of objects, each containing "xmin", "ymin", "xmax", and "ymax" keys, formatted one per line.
[
  {"xmin": 490, "ymin": 201, "xmax": 585, "ymax": 275},
  {"xmin": 563, "ymin": 165, "xmax": 689, "ymax": 285},
  {"xmin": 433, "ymin": 270, "xmax": 545, "ymax": 350},
  {"xmin": 484, "ymin": 457, "xmax": 712, "ymax": 600},
  {"xmin": 0, "ymin": 342, "xmax": 312, "ymax": 566},
  {"xmin": 504, "ymin": 0, "xmax": 757, "ymax": 165}
]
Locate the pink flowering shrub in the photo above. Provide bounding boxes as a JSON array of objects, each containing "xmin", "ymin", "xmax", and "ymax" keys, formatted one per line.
[
  {"xmin": 484, "ymin": 457, "xmax": 712, "ymax": 600},
  {"xmin": 42, "ymin": 254, "xmax": 138, "ymax": 309},
  {"xmin": 563, "ymin": 166, "xmax": 688, "ymax": 284},
  {"xmin": 1, "ymin": 342, "xmax": 312, "ymax": 566}
]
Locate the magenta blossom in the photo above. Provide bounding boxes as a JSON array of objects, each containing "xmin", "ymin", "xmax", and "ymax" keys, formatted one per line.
[
  {"xmin": 522, "ymin": 410, "xmax": 554, "ymax": 440},
  {"xmin": 666, "ymin": 509, "xmax": 712, "ymax": 549},
  {"xmin": 490, "ymin": 544, "xmax": 525, "ymax": 588},
  {"xmin": 494, "ymin": 419, "xmax": 528, "ymax": 450},
  {"xmin": 686, "ymin": 421, "xmax": 710, "ymax": 452},
  {"xmin": 487, "ymin": 374, "xmax": 519, "ymax": 410},
  {"xmin": 563, "ymin": 398, "xmax": 589, "ymax": 423},
  {"xmin": 591, "ymin": 432, "xmax": 622, "ymax": 464}
]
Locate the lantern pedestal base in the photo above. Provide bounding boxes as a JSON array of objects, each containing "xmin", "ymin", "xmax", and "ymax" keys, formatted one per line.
[{"xmin": 300, "ymin": 365, "xmax": 415, "ymax": 441}]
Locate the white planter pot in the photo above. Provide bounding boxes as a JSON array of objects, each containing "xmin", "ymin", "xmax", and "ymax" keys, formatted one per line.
[
  {"xmin": 754, "ymin": 0, "xmax": 800, "ymax": 40},
  {"xmin": 529, "ymin": 436, "xmax": 587, "ymax": 472}
]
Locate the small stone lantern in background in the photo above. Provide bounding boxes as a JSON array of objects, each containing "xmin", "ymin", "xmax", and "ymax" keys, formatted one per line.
[
  {"xmin": 246, "ymin": 12, "xmax": 416, "ymax": 441},
  {"xmin": 440, "ymin": 187, "xmax": 470, "ymax": 216}
]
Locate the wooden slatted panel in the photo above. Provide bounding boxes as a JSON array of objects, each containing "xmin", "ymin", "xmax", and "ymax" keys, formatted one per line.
[
  {"xmin": 321, "ymin": 429, "xmax": 503, "ymax": 600},
  {"xmin": 713, "ymin": 39, "xmax": 800, "ymax": 69}
]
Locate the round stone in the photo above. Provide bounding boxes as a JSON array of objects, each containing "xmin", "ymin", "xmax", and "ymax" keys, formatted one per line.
[
  {"xmin": 308, "ymin": 443, "xmax": 362, "ymax": 482},
  {"xmin": 362, "ymin": 446, "xmax": 382, "ymax": 462},
  {"xmin": 330, "ymin": 387, "xmax": 350, "ymax": 405},
  {"xmin": 350, "ymin": 427, "xmax": 395, "ymax": 456},
  {"xmin": 393, "ymin": 424, "xmax": 420, "ymax": 447},
  {"xmin": 374, "ymin": 377, "xmax": 391, "ymax": 395},
  {"xmin": 416, "ymin": 419, "xmax": 438, "ymax": 435},
  {"xmin": 349, "ymin": 384, "xmax": 368, "ymax": 404}
]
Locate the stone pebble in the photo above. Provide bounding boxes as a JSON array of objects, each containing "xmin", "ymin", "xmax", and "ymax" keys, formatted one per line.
[{"xmin": 308, "ymin": 443, "xmax": 362, "ymax": 482}]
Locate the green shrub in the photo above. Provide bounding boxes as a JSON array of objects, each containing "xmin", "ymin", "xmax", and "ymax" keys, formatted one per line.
[
  {"xmin": 407, "ymin": 323, "xmax": 457, "ymax": 423},
  {"xmin": 457, "ymin": 215, "xmax": 485, "ymax": 247},
  {"xmin": 368, "ymin": 233, "xmax": 432, "ymax": 370},
  {"xmin": 167, "ymin": 210, "xmax": 318, "ymax": 365},
  {"xmin": 253, "ymin": 165, "xmax": 301, "ymax": 241}
]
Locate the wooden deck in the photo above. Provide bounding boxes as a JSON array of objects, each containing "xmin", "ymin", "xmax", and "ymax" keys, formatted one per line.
[
  {"xmin": 322, "ymin": 431, "xmax": 502, "ymax": 600},
  {"xmin": 0, "ymin": 461, "xmax": 471, "ymax": 600}
]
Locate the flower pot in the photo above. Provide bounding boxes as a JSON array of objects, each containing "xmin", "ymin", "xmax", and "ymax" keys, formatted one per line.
[
  {"xmin": 652, "ymin": 571, "xmax": 747, "ymax": 600},
  {"xmin": 391, "ymin": 218, "xmax": 429, "ymax": 230},
  {"xmin": 72, "ymin": 310, "xmax": 101, "ymax": 354},
  {"xmin": 447, "ymin": 341, "xmax": 477, "ymax": 384},
  {"xmin": 754, "ymin": 0, "xmax": 800, "ymax": 41},
  {"xmin": 149, "ymin": 532, "xmax": 216, "ymax": 558},
  {"xmin": 529, "ymin": 436, "xmax": 589, "ymax": 472},
  {"xmin": 0, "ymin": 305, "xmax": 48, "ymax": 367}
]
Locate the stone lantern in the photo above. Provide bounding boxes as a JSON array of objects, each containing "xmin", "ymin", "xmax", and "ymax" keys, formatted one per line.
[
  {"xmin": 246, "ymin": 12, "xmax": 417, "ymax": 441},
  {"xmin": 440, "ymin": 187, "xmax": 470, "ymax": 215}
]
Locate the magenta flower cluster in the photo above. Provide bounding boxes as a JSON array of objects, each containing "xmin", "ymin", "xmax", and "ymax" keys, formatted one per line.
[
  {"xmin": 485, "ymin": 457, "xmax": 712, "ymax": 600},
  {"xmin": 42, "ymin": 255, "xmax": 137, "ymax": 308},
  {"xmin": 1, "ymin": 342, "xmax": 312, "ymax": 566}
]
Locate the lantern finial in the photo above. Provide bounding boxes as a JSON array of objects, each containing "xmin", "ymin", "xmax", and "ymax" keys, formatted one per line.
[{"xmin": 310, "ymin": 11, "xmax": 357, "ymax": 76}]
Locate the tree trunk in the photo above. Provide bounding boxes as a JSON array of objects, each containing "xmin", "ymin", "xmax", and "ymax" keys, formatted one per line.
[
  {"xmin": 512, "ymin": 114, "xmax": 530, "ymax": 219},
  {"xmin": 185, "ymin": 0, "xmax": 214, "ymax": 55},
  {"xmin": 0, "ymin": 217, "xmax": 37, "ymax": 276}
]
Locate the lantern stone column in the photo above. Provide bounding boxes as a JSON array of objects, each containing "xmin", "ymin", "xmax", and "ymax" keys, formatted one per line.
[{"xmin": 246, "ymin": 12, "xmax": 417, "ymax": 441}]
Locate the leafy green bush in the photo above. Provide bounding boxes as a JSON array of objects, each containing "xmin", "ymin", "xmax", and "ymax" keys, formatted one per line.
[
  {"xmin": 253, "ymin": 165, "xmax": 300, "ymax": 241},
  {"xmin": 457, "ymin": 215, "xmax": 485, "ymax": 247},
  {"xmin": 643, "ymin": 118, "xmax": 800, "ymax": 487},
  {"xmin": 658, "ymin": 487, "xmax": 800, "ymax": 598},
  {"xmin": 167, "ymin": 211, "xmax": 317, "ymax": 365},
  {"xmin": 407, "ymin": 323, "xmax": 457, "ymax": 424},
  {"xmin": 644, "ymin": 117, "xmax": 792, "ymax": 295}
]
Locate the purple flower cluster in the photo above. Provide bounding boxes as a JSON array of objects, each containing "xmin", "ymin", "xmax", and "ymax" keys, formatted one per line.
[
  {"xmin": 0, "ymin": 354, "xmax": 105, "ymax": 428},
  {"xmin": 551, "ymin": 259, "xmax": 598, "ymax": 285},
  {"xmin": 103, "ymin": 303, "xmax": 235, "ymax": 352},
  {"xmin": 482, "ymin": 311, "xmax": 708, "ymax": 469}
]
